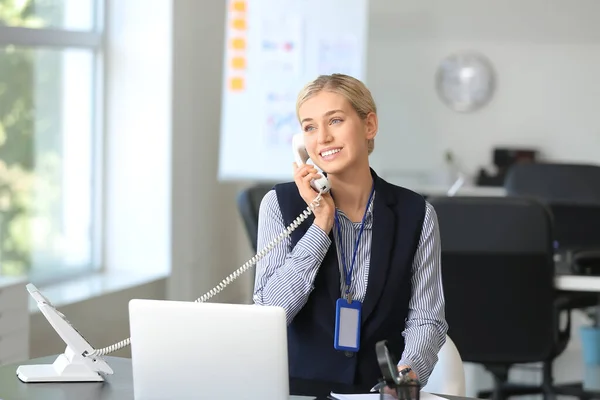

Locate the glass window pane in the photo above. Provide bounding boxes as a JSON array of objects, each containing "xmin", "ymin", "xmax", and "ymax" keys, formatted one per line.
[
  {"xmin": 0, "ymin": 45, "xmax": 96, "ymax": 282},
  {"xmin": 0, "ymin": 0, "xmax": 96, "ymax": 31}
]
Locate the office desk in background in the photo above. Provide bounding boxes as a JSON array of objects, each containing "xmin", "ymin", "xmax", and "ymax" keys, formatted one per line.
[
  {"xmin": 409, "ymin": 185, "xmax": 506, "ymax": 198},
  {"xmin": 0, "ymin": 355, "xmax": 476, "ymax": 400},
  {"xmin": 556, "ymin": 274, "xmax": 600, "ymax": 292},
  {"xmin": 419, "ymin": 186, "xmax": 506, "ymax": 198}
]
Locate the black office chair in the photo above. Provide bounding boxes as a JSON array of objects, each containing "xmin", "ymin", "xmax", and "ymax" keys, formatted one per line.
[
  {"xmin": 505, "ymin": 162, "xmax": 600, "ymax": 300},
  {"xmin": 505, "ymin": 162, "xmax": 600, "ymax": 250},
  {"xmin": 548, "ymin": 202, "xmax": 600, "ymax": 251},
  {"xmin": 429, "ymin": 196, "xmax": 571, "ymax": 400},
  {"xmin": 236, "ymin": 184, "xmax": 275, "ymax": 252}
]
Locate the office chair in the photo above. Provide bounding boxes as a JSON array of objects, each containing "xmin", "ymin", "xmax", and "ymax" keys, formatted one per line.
[
  {"xmin": 548, "ymin": 202, "xmax": 600, "ymax": 251},
  {"xmin": 428, "ymin": 196, "xmax": 570, "ymax": 400},
  {"xmin": 422, "ymin": 335, "xmax": 466, "ymax": 396},
  {"xmin": 236, "ymin": 184, "xmax": 275, "ymax": 252},
  {"xmin": 505, "ymin": 162, "xmax": 600, "ymax": 249},
  {"xmin": 505, "ymin": 162, "xmax": 600, "ymax": 295}
]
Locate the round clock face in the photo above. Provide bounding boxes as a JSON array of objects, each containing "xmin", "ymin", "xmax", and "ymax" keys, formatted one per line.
[{"xmin": 435, "ymin": 52, "xmax": 495, "ymax": 112}]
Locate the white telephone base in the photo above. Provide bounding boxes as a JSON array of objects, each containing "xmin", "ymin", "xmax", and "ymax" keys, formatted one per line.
[
  {"xmin": 17, "ymin": 346, "xmax": 105, "ymax": 383},
  {"xmin": 17, "ymin": 284, "xmax": 113, "ymax": 383}
]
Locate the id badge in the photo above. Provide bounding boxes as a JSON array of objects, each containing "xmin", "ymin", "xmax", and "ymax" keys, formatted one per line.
[{"xmin": 334, "ymin": 298, "xmax": 362, "ymax": 352}]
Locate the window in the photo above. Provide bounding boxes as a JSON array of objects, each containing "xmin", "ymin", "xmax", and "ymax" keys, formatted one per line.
[{"xmin": 0, "ymin": 0, "xmax": 103, "ymax": 283}]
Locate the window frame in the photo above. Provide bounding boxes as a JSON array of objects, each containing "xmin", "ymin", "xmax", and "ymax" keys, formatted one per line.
[
  {"xmin": 0, "ymin": 0, "xmax": 106, "ymax": 283},
  {"xmin": 0, "ymin": 26, "xmax": 101, "ymax": 47}
]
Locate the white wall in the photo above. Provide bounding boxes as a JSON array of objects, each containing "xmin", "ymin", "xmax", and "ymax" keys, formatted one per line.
[
  {"xmin": 104, "ymin": 0, "xmax": 255, "ymax": 303},
  {"xmin": 168, "ymin": 0, "xmax": 254, "ymax": 305},
  {"xmin": 366, "ymin": 0, "xmax": 600, "ymax": 182},
  {"xmin": 104, "ymin": 0, "xmax": 172, "ymax": 275}
]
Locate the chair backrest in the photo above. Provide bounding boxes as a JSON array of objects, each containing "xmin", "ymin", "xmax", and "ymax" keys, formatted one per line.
[
  {"xmin": 505, "ymin": 162, "xmax": 600, "ymax": 204},
  {"xmin": 428, "ymin": 196, "xmax": 556, "ymax": 365},
  {"xmin": 505, "ymin": 162, "xmax": 600, "ymax": 251},
  {"xmin": 422, "ymin": 335, "xmax": 466, "ymax": 396},
  {"xmin": 547, "ymin": 202, "xmax": 600, "ymax": 250},
  {"xmin": 236, "ymin": 184, "xmax": 274, "ymax": 252}
]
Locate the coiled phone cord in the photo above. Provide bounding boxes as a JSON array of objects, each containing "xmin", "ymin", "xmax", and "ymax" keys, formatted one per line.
[{"xmin": 87, "ymin": 192, "xmax": 324, "ymax": 358}]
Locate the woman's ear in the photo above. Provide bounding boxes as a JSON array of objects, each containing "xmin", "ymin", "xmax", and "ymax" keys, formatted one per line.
[{"xmin": 365, "ymin": 112, "xmax": 378, "ymax": 140}]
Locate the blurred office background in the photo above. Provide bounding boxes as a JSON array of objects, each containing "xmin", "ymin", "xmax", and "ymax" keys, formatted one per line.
[{"xmin": 1, "ymin": 0, "xmax": 600, "ymax": 398}]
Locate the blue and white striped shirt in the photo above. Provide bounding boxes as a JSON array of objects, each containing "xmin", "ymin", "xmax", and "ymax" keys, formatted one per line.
[{"xmin": 253, "ymin": 189, "xmax": 448, "ymax": 385}]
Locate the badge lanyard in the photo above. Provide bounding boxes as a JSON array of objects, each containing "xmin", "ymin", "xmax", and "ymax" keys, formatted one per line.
[{"xmin": 333, "ymin": 183, "xmax": 375, "ymax": 353}]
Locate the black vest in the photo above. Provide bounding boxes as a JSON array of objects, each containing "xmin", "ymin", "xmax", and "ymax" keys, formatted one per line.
[{"xmin": 273, "ymin": 169, "xmax": 426, "ymax": 389}]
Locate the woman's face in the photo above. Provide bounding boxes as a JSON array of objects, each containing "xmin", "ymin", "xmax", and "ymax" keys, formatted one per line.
[{"xmin": 298, "ymin": 91, "xmax": 376, "ymax": 174}]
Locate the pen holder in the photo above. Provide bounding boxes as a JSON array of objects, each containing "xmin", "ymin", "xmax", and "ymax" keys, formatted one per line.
[
  {"xmin": 375, "ymin": 339, "xmax": 421, "ymax": 400},
  {"xmin": 378, "ymin": 377, "xmax": 420, "ymax": 400}
]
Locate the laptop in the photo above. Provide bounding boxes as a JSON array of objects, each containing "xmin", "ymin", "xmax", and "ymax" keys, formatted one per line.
[{"xmin": 129, "ymin": 299, "xmax": 314, "ymax": 400}]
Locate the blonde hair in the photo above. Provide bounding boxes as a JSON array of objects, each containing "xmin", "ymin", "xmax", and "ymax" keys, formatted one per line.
[{"xmin": 296, "ymin": 74, "xmax": 377, "ymax": 155}]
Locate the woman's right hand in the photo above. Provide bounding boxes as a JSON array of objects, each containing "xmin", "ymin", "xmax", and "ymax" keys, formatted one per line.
[{"xmin": 293, "ymin": 163, "xmax": 335, "ymax": 234}]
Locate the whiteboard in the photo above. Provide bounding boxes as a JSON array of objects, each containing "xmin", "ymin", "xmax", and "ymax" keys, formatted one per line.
[{"xmin": 218, "ymin": 0, "xmax": 368, "ymax": 182}]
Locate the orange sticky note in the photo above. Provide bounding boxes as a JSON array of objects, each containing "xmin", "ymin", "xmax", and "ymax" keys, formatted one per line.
[
  {"xmin": 231, "ymin": 38, "xmax": 246, "ymax": 50},
  {"xmin": 231, "ymin": 57, "xmax": 246, "ymax": 69},
  {"xmin": 231, "ymin": 1, "xmax": 246, "ymax": 12},
  {"xmin": 230, "ymin": 77, "xmax": 244, "ymax": 91},
  {"xmin": 232, "ymin": 18, "xmax": 246, "ymax": 30}
]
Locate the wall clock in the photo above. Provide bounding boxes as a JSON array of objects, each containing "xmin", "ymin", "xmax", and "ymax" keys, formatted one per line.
[{"xmin": 435, "ymin": 51, "xmax": 496, "ymax": 113}]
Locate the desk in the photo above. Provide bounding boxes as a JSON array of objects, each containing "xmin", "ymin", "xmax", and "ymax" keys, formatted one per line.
[
  {"xmin": 0, "ymin": 355, "xmax": 476, "ymax": 400},
  {"xmin": 556, "ymin": 275, "xmax": 600, "ymax": 292},
  {"xmin": 416, "ymin": 186, "xmax": 506, "ymax": 198},
  {"xmin": 554, "ymin": 251, "xmax": 600, "ymax": 292},
  {"xmin": 552, "ymin": 272, "xmax": 600, "ymax": 399}
]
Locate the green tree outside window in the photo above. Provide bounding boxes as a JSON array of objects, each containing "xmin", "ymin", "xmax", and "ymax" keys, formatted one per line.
[{"xmin": 0, "ymin": 0, "xmax": 66, "ymax": 276}]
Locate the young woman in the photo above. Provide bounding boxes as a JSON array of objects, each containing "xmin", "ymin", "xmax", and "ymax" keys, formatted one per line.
[{"xmin": 253, "ymin": 74, "xmax": 447, "ymax": 391}]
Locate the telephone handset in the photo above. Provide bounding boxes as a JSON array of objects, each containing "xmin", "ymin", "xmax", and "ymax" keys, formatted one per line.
[
  {"xmin": 292, "ymin": 133, "xmax": 331, "ymax": 194},
  {"xmin": 78, "ymin": 135, "xmax": 331, "ymax": 360}
]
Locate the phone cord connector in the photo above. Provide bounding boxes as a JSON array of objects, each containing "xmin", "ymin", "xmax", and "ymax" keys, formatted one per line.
[{"xmin": 87, "ymin": 192, "xmax": 324, "ymax": 358}]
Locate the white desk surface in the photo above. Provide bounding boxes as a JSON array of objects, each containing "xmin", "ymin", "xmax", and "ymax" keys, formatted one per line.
[
  {"xmin": 421, "ymin": 186, "xmax": 506, "ymax": 197},
  {"xmin": 404, "ymin": 185, "xmax": 506, "ymax": 197},
  {"xmin": 555, "ymin": 275, "xmax": 600, "ymax": 292}
]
